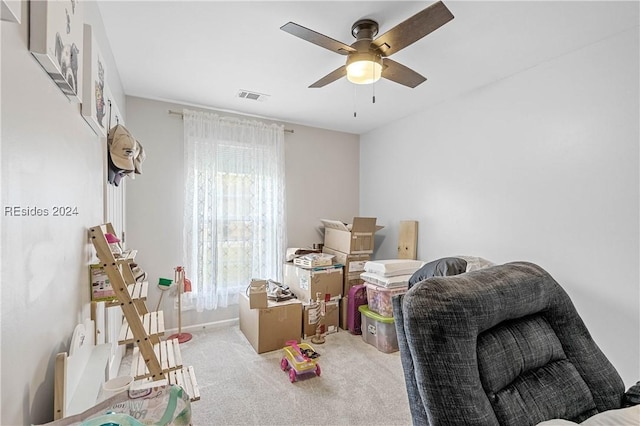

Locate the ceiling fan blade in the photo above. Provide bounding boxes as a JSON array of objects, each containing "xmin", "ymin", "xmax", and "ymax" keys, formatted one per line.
[
  {"xmin": 372, "ymin": 1, "xmax": 454, "ymax": 57},
  {"xmin": 309, "ymin": 66, "xmax": 347, "ymax": 88},
  {"xmin": 381, "ymin": 59, "xmax": 427, "ymax": 88},
  {"xmin": 281, "ymin": 22, "xmax": 356, "ymax": 55}
]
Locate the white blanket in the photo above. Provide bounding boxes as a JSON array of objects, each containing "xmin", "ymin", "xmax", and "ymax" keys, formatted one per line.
[{"xmin": 363, "ymin": 259, "xmax": 424, "ymax": 277}]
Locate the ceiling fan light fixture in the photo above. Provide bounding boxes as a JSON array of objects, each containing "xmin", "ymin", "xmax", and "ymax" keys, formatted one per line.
[{"xmin": 346, "ymin": 53, "xmax": 383, "ymax": 85}]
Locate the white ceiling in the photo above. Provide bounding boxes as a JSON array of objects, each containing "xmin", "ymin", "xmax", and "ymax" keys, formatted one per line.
[{"xmin": 98, "ymin": 1, "xmax": 639, "ymax": 135}]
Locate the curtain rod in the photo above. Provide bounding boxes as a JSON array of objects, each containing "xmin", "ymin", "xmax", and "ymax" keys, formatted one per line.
[{"xmin": 168, "ymin": 109, "xmax": 294, "ymax": 134}]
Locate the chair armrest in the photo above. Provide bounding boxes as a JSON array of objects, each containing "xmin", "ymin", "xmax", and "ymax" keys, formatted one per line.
[{"xmin": 622, "ymin": 381, "xmax": 640, "ymax": 407}]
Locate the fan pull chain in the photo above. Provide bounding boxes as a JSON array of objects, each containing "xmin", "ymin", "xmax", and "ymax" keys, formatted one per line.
[
  {"xmin": 353, "ymin": 84, "xmax": 357, "ymax": 118},
  {"xmin": 372, "ymin": 65, "xmax": 376, "ymax": 104}
]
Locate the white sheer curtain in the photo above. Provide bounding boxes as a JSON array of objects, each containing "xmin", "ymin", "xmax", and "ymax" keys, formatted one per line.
[{"xmin": 182, "ymin": 109, "xmax": 286, "ymax": 311}]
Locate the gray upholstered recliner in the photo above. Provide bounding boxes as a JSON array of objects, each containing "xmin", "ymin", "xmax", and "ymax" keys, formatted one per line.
[{"xmin": 393, "ymin": 261, "xmax": 637, "ymax": 426}]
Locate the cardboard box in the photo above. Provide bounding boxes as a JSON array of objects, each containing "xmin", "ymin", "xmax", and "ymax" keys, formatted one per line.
[
  {"xmin": 302, "ymin": 301, "xmax": 339, "ymax": 339},
  {"xmin": 345, "ymin": 272, "xmax": 365, "ymax": 297},
  {"xmin": 322, "ymin": 247, "xmax": 369, "ymax": 295},
  {"xmin": 322, "ymin": 247, "xmax": 370, "ymax": 274},
  {"xmin": 321, "ymin": 217, "xmax": 383, "ymax": 254},
  {"xmin": 284, "ymin": 263, "xmax": 343, "ymax": 303},
  {"xmin": 239, "ymin": 293, "xmax": 302, "ymax": 354},
  {"xmin": 248, "ymin": 279, "xmax": 268, "ymax": 309},
  {"xmin": 89, "ymin": 264, "xmax": 116, "ymax": 302}
]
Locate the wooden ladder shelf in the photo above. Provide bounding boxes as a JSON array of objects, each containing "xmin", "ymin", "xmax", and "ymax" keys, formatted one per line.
[{"xmin": 89, "ymin": 223, "xmax": 200, "ymax": 402}]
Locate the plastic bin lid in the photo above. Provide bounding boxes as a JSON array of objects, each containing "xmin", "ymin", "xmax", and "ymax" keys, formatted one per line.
[{"xmin": 358, "ymin": 304, "xmax": 395, "ymax": 324}]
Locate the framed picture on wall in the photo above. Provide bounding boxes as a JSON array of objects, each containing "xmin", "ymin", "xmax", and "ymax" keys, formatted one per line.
[
  {"xmin": 30, "ymin": 0, "xmax": 83, "ymax": 102},
  {"xmin": 82, "ymin": 24, "xmax": 107, "ymax": 136},
  {"xmin": 1, "ymin": 0, "xmax": 21, "ymax": 24}
]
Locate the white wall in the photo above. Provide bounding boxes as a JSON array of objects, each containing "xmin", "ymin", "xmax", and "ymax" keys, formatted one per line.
[
  {"xmin": 0, "ymin": 2, "xmax": 124, "ymax": 424},
  {"xmin": 124, "ymin": 96, "xmax": 359, "ymax": 330},
  {"xmin": 361, "ymin": 28, "xmax": 639, "ymax": 387}
]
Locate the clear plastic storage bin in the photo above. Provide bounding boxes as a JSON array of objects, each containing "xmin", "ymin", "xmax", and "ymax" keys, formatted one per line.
[
  {"xmin": 364, "ymin": 283, "xmax": 408, "ymax": 318},
  {"xmin": 358, "ymin": 305, "xmax": 398, "ymax": 353}
]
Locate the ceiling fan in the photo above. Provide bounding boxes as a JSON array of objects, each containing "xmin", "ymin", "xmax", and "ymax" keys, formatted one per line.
[{"xmin": 280, "ymin": 1, "xmax": 454, "ymax": 89}]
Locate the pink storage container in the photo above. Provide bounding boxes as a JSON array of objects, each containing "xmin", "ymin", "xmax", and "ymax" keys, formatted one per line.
[
  {"xmin": 347, "ymin": 284, "xmax": 368, "ymax": 335},
  {"xmin": 364, "ymin": 283, "xmax": 408, "ymax": 318}
]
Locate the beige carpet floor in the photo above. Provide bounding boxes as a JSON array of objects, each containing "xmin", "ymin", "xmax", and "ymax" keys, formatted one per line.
[{"xmin": 122, "ymin": 324, "xmax": 412, "ymax": 425}]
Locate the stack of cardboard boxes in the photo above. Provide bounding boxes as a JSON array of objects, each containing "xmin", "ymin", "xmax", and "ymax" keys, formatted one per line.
[
  {"xmin": 284, "ymin": 261, "xmax": 343, "ymax": 339},
  {"xmin": 239, "ymin": 217, "xmax": 382, "ymax": 353},
  {"xmin": 320, "ymin": 217, "xmax": 383, "ymax": 330}
]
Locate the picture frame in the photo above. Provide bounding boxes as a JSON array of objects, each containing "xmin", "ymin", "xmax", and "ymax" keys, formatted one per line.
[
  {"xmin": 30, "ymin": 0, "xmax": 83, "ymax": 102},
  {"xmin": 82, "ymin": 24, "xmax": 107, "ymax": 136},
  {"xmin": 1, "ymin": 0, "xmax": 21, "ymax": 24}
]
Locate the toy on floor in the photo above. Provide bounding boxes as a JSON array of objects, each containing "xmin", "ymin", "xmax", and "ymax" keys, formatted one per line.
[
  {"xmin": 310, "ymin": 292, "xmax": 328, "ymax": 344},
  {"xmin": 168, "ymin": 266, "xmax": 192, "ymax": 343},
  {"xmin": 280, "ymin": 340, "xmax": 321, "ymax": 383}
]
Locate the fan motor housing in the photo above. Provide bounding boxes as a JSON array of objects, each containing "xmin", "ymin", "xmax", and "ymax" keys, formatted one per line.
[{"xmin": 351, "ymin": 19, "xmax": 378, "ymax": 40}]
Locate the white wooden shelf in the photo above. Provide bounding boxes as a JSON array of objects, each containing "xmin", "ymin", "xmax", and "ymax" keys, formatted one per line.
[
  {"xmin": 105, "ymin": 281, "xmax": 148, "ymax": 308},
  {"xmin": 168, "ymin": 366, "xmax": 200, "ymax": 401},
  {"xmin": 118, "ymin": 311, "xmax": 165, "ymax": 344},
  {"xmin": 128, "ymin": 280, "xmax": 148, "ymax": 301},
  {"xmin": 89, "ymin": 223, "xmax": 199, "ymax": 406},
  {"xmin": 130, "ymin": 338, "xmax": 183, "ymax": 379},
  {"xmin": 133, "ymin": 365, "xmax": 201, "ymax": 402},
  {"xmin": 116, "ymin": 249, "xmax": 137, "ymax": 263}
]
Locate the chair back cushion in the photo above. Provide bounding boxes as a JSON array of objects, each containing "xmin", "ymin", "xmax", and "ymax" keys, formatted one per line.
[{"xmin": 393, "ymin": 262, "xmax": 624, "ymax": 426}]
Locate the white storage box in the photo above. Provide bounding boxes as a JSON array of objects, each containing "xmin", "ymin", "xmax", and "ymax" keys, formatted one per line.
[{"xmin": 358, "ymin": 305, "xmax": 398, "ymax": 353}]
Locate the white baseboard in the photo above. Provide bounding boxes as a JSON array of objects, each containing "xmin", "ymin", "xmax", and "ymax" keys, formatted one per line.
[{"xmin": 164, "ymin": 318, "xmax": 238, "ymax": 335}]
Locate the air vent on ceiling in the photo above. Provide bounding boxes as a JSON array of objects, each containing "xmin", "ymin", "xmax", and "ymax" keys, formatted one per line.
[{"xmin": 237, "ymin": 90, "xmax": 270, "ymax": 102}]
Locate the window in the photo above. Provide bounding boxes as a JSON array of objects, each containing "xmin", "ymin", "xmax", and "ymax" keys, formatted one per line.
[{"xmin": 183, "ymin": 110, "xmax": 286, "ymax": 311}]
